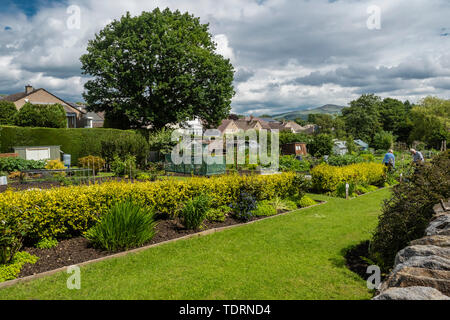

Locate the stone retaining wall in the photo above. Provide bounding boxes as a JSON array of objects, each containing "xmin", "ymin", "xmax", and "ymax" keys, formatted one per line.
[{"xmin": 373, "ymin": 200, "xmax": 450, "ymax": 300}]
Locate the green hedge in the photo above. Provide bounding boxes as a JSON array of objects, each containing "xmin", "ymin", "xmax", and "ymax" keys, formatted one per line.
[{"xmin": 0, "ymin": 126, "xmax": 148, "ymax": 164}]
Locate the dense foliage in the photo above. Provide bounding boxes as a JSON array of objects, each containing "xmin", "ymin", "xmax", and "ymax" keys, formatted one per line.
[
  {"xmin": 0, "ymin": 157, "xmax": 46, "ymax": 173},
  {"xmin": 0, "ymin": 172, "xmax": 298, "ymax": 239},
  {"xmin": 0, "ymin": 126, "xmax": 148, "ymax": 165},
  {"xmin": 311, "ymin": 162, "xmax": 386, "ymax": 192},
  {"xmin": 78, "ymin": 156, "xmax": 106, "ymax": 172},
  {"xmin": 14, "ymin": 103, "xmax": 67, "ymax": 128},
  {"xmin": 308, "ymin": 134, "xmax": 333, "ymax": 157},
  {"xmin": 370, "ymin": 151, "xmax": 450, "ymax": 270},
  {"xmin": 0, "ymin": 101, "xmax": 17, "ymax": 125},
  {"xmin": 81, "ymin": 8, "xmax": 235, "ymax": 130},
  {"xmin": 85, "ymin": 200, "xmax": 157, "ymax": 252}
]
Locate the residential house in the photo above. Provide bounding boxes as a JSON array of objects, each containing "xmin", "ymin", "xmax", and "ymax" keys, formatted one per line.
[
  {"xmin": 2, "ymin": 85, "xmax": 103, "ymax": 128},
  {"xmin": 68, "ymin": 103, "xmax": 105, "ymax": 128}
]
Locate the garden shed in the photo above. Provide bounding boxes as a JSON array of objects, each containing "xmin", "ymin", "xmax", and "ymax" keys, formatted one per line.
[
  {"xmin": 281, "ymin": 142, "xmax": 308, "ymax": 156},
  {"xmin": 13, "ymin": 146, "xmax": 61, "ymax": 161}
]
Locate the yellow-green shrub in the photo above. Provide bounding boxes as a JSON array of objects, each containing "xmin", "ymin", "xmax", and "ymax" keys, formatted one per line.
[
  {"xmin": 311, "ymin": 163, "xmax": 386, "ymax": 192},
  {"xmin": 78, "ymin": 156, "xmax": 105, "ymax": 172},
  {"xmin": 0, "ymin": 172, "xmax": 297, "ymax": 240}
]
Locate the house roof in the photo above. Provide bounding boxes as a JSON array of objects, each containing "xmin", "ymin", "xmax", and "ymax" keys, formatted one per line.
[
  {"xmin": 217, "ymin": 119, "xmax": 235, "ymax": 132},
  {"xmin": 4, "ymin": 88, "xmax": 83, "ymax": 115}
]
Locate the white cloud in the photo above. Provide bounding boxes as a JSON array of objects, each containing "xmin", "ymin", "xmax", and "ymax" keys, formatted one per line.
[{"xmin": 0, "ymin": 0, "xmax": 449, "ymax": 113}]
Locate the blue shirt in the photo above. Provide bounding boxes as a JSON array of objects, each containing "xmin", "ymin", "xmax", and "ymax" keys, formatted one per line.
[{"xmin": 382, "ymin": 152, "xmax": 395, "ymax": 168}]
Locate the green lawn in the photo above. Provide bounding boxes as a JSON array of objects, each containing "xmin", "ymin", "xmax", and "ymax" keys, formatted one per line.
[{"xmin": 0, "ymin": 189, "xmax": 391, "ymax": 300}]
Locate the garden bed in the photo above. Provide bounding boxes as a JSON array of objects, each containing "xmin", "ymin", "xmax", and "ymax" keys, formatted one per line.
[{"xmin": 13, "ymin": 202, "xmax": 324, "ymax": 282}]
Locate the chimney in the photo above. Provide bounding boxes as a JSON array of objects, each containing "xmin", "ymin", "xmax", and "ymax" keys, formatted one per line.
[{"xmin": 25, "ymin": 85, "xmax": 34, "ymax": 94}]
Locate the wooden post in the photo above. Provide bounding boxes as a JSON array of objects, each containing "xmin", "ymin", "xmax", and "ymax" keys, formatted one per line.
[{"xmin": 345, "ymin": 183, "xmax": 349, "ymax": 200}]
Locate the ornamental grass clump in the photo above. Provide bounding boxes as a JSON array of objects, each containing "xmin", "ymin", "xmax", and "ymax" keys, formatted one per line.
[
  {"xmin": 181, "ymin": 194, "xmax": 211, "ymax": 230},
  {"xmin": 85, "ymin": 200, "xmax": 157, "ymax": 252}
]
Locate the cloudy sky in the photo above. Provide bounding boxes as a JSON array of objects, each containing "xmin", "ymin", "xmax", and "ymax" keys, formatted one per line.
[{"xmin": 1, "ymin": 0, "xmax": 449, "ymax": 115}]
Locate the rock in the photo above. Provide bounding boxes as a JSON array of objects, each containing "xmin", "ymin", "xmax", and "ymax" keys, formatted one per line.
[
  {"xmin": 433, "ymin": 200, "xmax": 450, "ymax": 217},
  {"xmin": 410, "ymin": 235, "xmax": 450, "ymax": 247},
  {"xmin": 425, "ymin": 214, "xmax": 450, "ymax": 236},
  {"xmin": 393, "ymin": 255, "xmax": 450, "ymax": 273},
  {"xmin": 380, "ymin": 267, "xmax": 450, "ymax": 295},
  {"xmin": 395, "ymin": 245, "xmax": 450, "ymax": 266},
  {"xmin": 373, "ymin": 286, "xmax": 449, "ymax": 300}
]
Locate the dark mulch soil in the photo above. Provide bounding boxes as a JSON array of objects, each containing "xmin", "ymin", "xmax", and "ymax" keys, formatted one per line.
[
  {"xmin": 18, "ymin": 214, "xmax": 271, "ymax": 279},
  {"xmin": 344, "ymin": 240, "xmax": 373, "ymax": 280}
]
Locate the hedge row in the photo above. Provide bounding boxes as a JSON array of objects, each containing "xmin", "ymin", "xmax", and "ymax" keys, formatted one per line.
[
  {"xmin": 0, "ymin": 172, "xmax": 297, "ymax": 240},
  {"xmin": 0, "ymin": 126, "xmax": 148, "ymax": 164},
  {"xmin": 311, "ymin": 162, "xmax": 386, "ymax": 192}
]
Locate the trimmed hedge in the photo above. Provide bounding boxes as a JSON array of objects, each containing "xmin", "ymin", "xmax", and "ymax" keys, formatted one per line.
[
  {"xmin": 311, "ymin": 162, "xmax": 386, "ymax": 192},
  {"xmin": 0, "ymin": 126, "xmax": 148, "ymax": 164},
  {"xmin": 0, "ymin": 172, "xmax": 297, "ymax": 240}
]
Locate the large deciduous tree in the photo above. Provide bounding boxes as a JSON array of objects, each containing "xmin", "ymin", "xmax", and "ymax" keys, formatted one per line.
[
  {"xmin": 342, "ymin": 94, "xmax": 382, "ymax": 144},
  {"xmin": 81, "ymin": 8, "xmax": 235, "ymax": 130}
]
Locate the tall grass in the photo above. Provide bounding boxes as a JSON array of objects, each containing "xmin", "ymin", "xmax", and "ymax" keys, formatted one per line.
[{"xmin": 85, "ymin": 201, "xmax": 157, "ymax": 252}]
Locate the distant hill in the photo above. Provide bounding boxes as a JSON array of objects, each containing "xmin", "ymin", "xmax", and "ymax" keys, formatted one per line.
[{"xmin": 272, "ymin": 104, "xmax": 346, "ymax": 120}]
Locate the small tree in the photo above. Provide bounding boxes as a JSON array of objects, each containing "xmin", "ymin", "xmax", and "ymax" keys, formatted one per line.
[
  {"xmin": 14, "ymin": 103, "xmax": 66, "ymax": 128},
  {"xmin": 0, "ymin": 101, "xmax": 17, "ymax": 125},
  {"xmin": 309, "ymin": 134, "xmax": 333, "ymax": 157},
  {"xmin": 372, "ymin": 130, "xmax": 395, "ymax": 151}
]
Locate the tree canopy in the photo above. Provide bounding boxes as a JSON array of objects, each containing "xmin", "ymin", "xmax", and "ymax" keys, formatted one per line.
[
  {"xmin": 81, "ymin": 8, "xmax": 235, "ymax": 130},
  {"xmin": 0, "ymin": 101, "xmax": 17, "ymax": 125}
]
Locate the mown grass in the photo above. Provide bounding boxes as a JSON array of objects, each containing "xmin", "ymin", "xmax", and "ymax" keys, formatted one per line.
[{"xmin": 0, "ymin": 189, "xmax": 390, "ymax": 300}]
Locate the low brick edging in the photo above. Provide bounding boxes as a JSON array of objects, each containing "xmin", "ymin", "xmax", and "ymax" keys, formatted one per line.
[
  {"xmin": 372, "ymin": 199, "xmax": 450, "ymax": 300},
  {"xmin": 0, "ymin": 200, "xmax": 327, "ymax": 290}
]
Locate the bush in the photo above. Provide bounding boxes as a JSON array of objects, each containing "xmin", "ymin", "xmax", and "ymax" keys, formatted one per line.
[
  {"xmin": 0, "ymin": 217, "xmax": 30, "ymax": 265},
  {"xmin": 230, "ymin": 191, "xmax": 257, "ymax": 222},
  {"xmin": 0, "ymin": 172, "xmax": 298, "ymax": 239},
  {"xmin": 181, "ymin": 194, "xmax": 211, "ymax": 230},
  {"xmin": 0, "ymin": 251, "xmax": 39, "ymax": 283},
  {"xmin": 311, "ymin": 162, "xmax": 386, "ymax": 193},
  {"xmin": 14, "ymin": 103, "xmax": 66, "ymax": 128},
  {"xmin": 45, "ymin": 159, "xmax": 65, "ymax": 170},
  {"xmin": 136, "ymin": 172, "xmax": 158, "ymax": 181},
  {"xmin": 252, "ymin": 200, "xmax": 277, "ymax": 216},
  {"xmin": 296, "ymin": 195, "xmax": 317, "ymax": 208},
  {"xmin": 279, "ymin": 155, "xmax": 311, "ymax": 172},
  {"xmin": 85, "ymin": 200, "xmax": 157, "ymax": 252},
  {"xmin": 0, "ymin": 125, "xmax": 148, "ymax": 165},
  {"xmin": 0, "ymin": 101, "xmax": 17, "ymax": 125},
  {"xmin": 0, "ymin": 157, "xmax": 46, "ymax": 173},
  {"xmin": 372, "ymin": 130, "xmax": 395, "ymax": 150},
  {"xmin": 370, "ymin": 151, "xmax": 450, "ymax": 271},
  {"xmin": 326, "ymin": 154, "xmax": 365, "ymax": 166},
  {"xmin": 308, "ymin": 134, "xmax": 333, "ymax": 157},
  {"xmin": 35, "ymin": 237, "xmax": 58, "ymax": 249},
  {"xmin": 78, "ymin": 156, "xmax": 106, "ymax": 172},
  {"xmin": 206, "ymin": 206, "xmax": 232, "ymax": 222},
  {"xmin": 111, "ymin": 155, "xmax": 136, "ymax": 177}
]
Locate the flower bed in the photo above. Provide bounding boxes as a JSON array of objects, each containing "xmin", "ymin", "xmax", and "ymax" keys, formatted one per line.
[{"xmin": 0, "ymin": 173, "xmax": 298, "ymax": 240}]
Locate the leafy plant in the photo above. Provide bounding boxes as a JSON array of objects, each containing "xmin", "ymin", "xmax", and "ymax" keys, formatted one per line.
[
  {"xmin": 296, "ymin": 195, "xmax": 317, "ymax": 208},
  {"xmin": 0, "ymin": 217, "xmax": 30, "ymax": 264},
  {"xmin": 111, "ymin": 155, "xmax": 136, "ymax": 177},
  {"xmin": 230, "ymin": 191, "xmax": 257, "ymax": 222},
  {"xmin": 78, "ymin": 155, "xmax": 106, "ymax": 172},
  {"xmin": 206, "ymin": 206, "xmax": 232, "ymax": 222},
  {"xmin": 35, "ymin": 237, "xmax": 58, "ymax": 249},
  {"xmin": 0, "ymin": 157, "xmax": 46, "ymax": 173},
  {"xmin": 0, "ymin": 251, "xmax": 38, "ymax": 283},
  {"xmin": 370, "ymin": 150, "xmax": 450, "ymax": 271},
  {"xmin": 181, "ymin": 194, "xmax": 211, "ymax": 230},
  {"xmin": 270, "ymin": 197, "xmax": 298, "ymax": 211},
  {"xmin": 85, "ymin": 200, "xmax": 157, "ymax": 252},
  {"xmin": 252, "ymin": 201, "xmax": 277, "ymax": 216}
]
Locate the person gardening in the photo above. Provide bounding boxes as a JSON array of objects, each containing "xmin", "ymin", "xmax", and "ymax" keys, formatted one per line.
[
  {"xmin": 382, "ymin": 149, "xmax": 395, "ymax": 172},
  {"xmin": 410, "ymin": 148, "xmax": 424, "ymax": 164}
]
